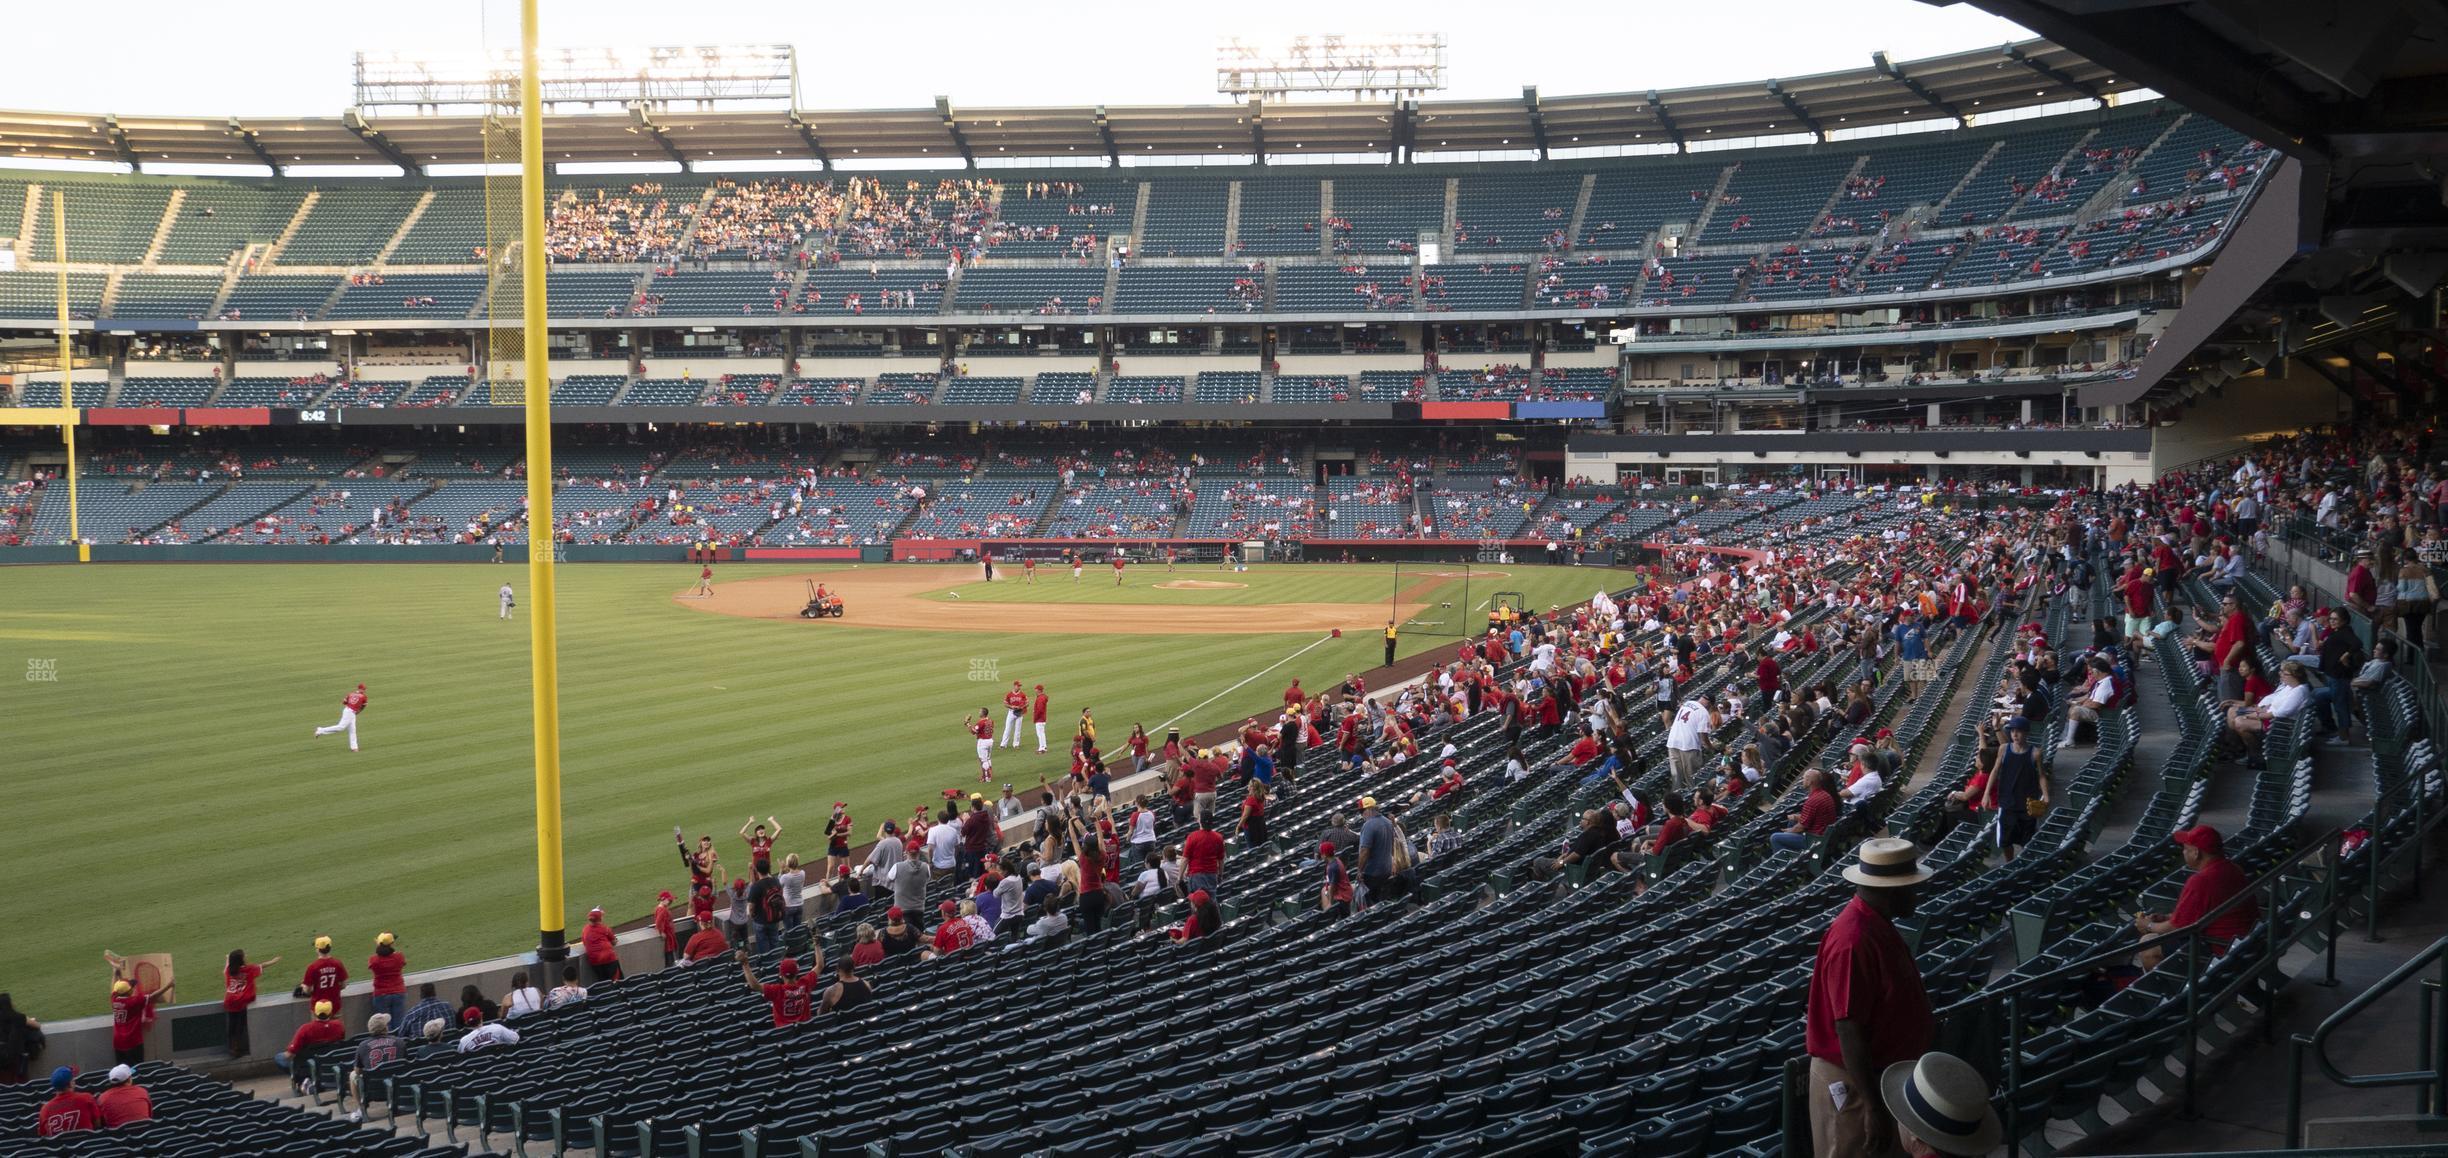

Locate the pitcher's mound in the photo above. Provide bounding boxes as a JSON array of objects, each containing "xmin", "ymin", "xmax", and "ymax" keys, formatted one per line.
[{"xmin": 1155, "ymin": 579, "xmax": 1249, "ymax": 590}]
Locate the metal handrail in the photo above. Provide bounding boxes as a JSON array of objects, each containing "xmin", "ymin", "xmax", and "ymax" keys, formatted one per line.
[
  {"xmin": 1933, "ymin": 827, "xmax": 2345, "ymax": 1155},
  {"xmin": 2286, "ymin": 933, "xmax": 2448, "ymax": 1147}
]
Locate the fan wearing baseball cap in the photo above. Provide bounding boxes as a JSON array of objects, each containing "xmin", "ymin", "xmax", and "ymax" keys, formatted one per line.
[
  {"xmin": 277, "ymin": 1001, "xmax": 346, "ymax": 1093},
  {"xmin": 96, "ymin": 1062, "xmax": 153, "ymax": 1127},
  {"xmin": 582, "ymin": 907, "xmax": 624, "ymax": 984},
  {"xmin": 653, "ymin": 891, "xmax": 679, "ymax": 966},
  {"xmin": 36, "ymin": 1067, "xmax": 100, "ymax": 1137},
  {"xmin": 740, "ymin": 948, "xmax": 819, "ymax": 1028},
  {"xmin": 106, "ymin": 970, "xmax": 168, "ymax": 1067},
  {"xmin": 296, "ymin": 935, "xmax": 348, "ymax": 1019},
  {"xmin": 1806, "ymin": 838, "xmax": 1935, "ymax": 1158},
  {"xmin": 2135, "ymin": 825, "xmax": 2257, "ymax": 968},
  {"xmin": 367, "ymin": 932, "xmax": 407, "ymax": 1031}
]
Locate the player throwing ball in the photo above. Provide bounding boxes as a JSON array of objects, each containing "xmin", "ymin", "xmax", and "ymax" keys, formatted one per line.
[
  {"xmin": 968, "ymin": 709, "xmax": 995, "ymax": 777},
  {"xmin": 313, "ymin": 683, "xmax": 369, "ymax": 751}
]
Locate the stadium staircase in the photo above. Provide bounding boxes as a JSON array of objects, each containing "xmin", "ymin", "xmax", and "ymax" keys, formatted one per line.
[
  {"xmin": 1438, "ymin": 177, "xmax": 1460, "ymax": 254},
  {"xmin": 140, "ymin": 189, "xmax": 184, "ymax": 266},
  {"xmin": 1314, "ymin": 179, "xmax": 1336, "ymax": 258},
  {"xmin": 1127, "ymin": 181, "xmax": 1152, "ymax": 253},
  {"xmin": 12, "ymin": 182, "xmax": 37, "ymax": 245},
  {"xmin": 1220, "ymin": 180, "xmax": 1242, "ymax": 255},
  {"xmin": 261, "ymin": 190, "xmax": 323, "ymax": 267},
  {"xmin": 1683, "ymin": 164, "xmax": 1740, "ymax": 242},
  {"xmin": 352, "ymin": 191, "xmax": 423, "ymax": 269},
  {"xmin": 1562, "ymin": 173, "xmax": 1597, "ymax": 254},
  {"xmin": 1930, "ymin": 139, "xmax": 2006, "ymax": 222}
]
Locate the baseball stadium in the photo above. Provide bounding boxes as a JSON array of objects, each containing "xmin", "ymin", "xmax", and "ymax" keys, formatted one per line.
[{"xmin": 3, "ymin": 1, "xmax": 2447, "ymax": 1154}]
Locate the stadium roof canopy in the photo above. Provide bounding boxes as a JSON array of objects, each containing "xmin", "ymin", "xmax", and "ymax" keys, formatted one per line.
[{"xmin": 0, "ymin": 39, "xmax": 2133, "ymax": 173}]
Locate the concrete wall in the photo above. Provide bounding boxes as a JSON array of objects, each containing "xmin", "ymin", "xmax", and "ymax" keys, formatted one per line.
[
  {"xmin": 2147, "ymin": 368, "xmax": 2345, "ymax": 477},
  {"xmin": 637, "ymin": 358, "xmax": 786, "ymax": 381},
  {"xmin": 1545, "ymin": 348, "xmax": 1621, "ymax": 369},
  {"xmin": 1105, "ymin": 355, "xmax": 1257, "ymax": 380},
  {"xmin": 1274, "ymin": 353, "xmax": 1424, "ymax": 377}
]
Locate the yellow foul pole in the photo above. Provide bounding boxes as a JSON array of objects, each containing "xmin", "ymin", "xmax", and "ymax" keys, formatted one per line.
[
  {"xmin": 54, "ymin": 192, "xmax": 81, "ymax": 559},
  {"xmin": 518, "ymin": 0, "xmax": 567, "ymax": 961}
]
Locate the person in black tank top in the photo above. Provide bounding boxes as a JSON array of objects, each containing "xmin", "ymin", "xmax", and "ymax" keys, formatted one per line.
[{"xmin": 823, "ymin": 959, "xmax": 873, "ymax": 1014}]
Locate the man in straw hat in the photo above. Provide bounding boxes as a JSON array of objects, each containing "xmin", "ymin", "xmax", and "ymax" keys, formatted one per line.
[
  {"xmin": 1807, "ymin": 837, "xmax": 1936, "ymax": 1157},
  {"xmin": 1881, "ymin": 1051, "xmax": 2002, "ymax": 1157}
]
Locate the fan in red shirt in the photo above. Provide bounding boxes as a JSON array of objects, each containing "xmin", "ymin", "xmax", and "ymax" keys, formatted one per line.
[
  {"xmin": 221, "ymin": 947, "xmax": 279, "ymax": 1059},
  {"xmin": 927, "ymin": 900, "xmax": 977, "ymax": 956},
  {"xmin": 582, "ymin": 907, "xmax": 624, "ymax": 983},
  {"xmin": 2137, "ymin": 825, "xmax": 2259, "ymax": 968},
  {"xmin": 96, "ymin": 1066, "xmax": 152, "ymax": 1127},
  {"xmin": 35, "ymin": 1068, "xmax": 101, "ymax": 1137},
  {"xmin": 1566, "ymin": 730, "xmax": 1603, "ymax": 767},
  {"xmin": 366, "ymin": 932, "xmax": 407, "ymax": 1030},
  {"xmin": 1282, "ymin": 678, "xmax": 1305, "ymax": 711},
  {"xmin": 107, "ymin": 979, "xmax": 161, "ymax": 1066},
  {"xmin": 653, "ymin": 891, "xmax": 679, "ymax": 965},
  {"xmin": 741, "ymin": 951, "xmax": 816, "ymax": 1027},
  {"xmin": 297, "ymin": 935, "xmax": 348, "ymax": 1017},
  {"xmin": 279, "ymin": 1001, "xmax": 347, "ymax": 1088},
  {"xmin": 682, "ymin": 920, "xmax": 730, "ymax": 962}
]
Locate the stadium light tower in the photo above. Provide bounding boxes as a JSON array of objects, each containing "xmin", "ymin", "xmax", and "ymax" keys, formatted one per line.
[
  {"xmin": 353, "ymin": 44, "xmax": 798, "ymax": 114},
  {"xmin": 1216, "ymin": 33, "xmax": 1447, "ymax": 101}
]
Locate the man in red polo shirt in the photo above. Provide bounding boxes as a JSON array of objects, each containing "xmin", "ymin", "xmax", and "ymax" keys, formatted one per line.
[
  {"xmin": 2136, "ymin": 824, "xmax": 2257, "ymax": 968},
  {"xmin": 741, "ymin": 951, "xmax": 817, "ymax": 1027},
  {"xmin": 1806, "ymin": 837, "xmax": 1934, "ymax": 1158}
]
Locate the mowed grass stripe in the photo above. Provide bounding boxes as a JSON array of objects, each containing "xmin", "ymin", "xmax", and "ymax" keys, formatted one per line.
[{"xmin": 1, "ymin": 562, "xmax": 1622, "ymax": 1015}]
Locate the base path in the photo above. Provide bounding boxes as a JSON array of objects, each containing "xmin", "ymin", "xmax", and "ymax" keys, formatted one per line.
[{"xmin": 679, "ymin": 565, "xmax": 1449, "ymax": 636}]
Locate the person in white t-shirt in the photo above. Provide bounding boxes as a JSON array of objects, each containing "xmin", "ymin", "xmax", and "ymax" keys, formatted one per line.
[
  {"xmin": 2224, "ymin": 660, "xmax": 2311, "ymax": 765},
  {"xmin": 925, "ymin": 817, "xmax": 959, "ymax": 872},
  {"xmin": 2063, "ymin": 656, "xmax": 2118, "ymax": 747},
  {"xmin": 1665, "ymin": 699, "xmax": 1710, "ymax": 790}
]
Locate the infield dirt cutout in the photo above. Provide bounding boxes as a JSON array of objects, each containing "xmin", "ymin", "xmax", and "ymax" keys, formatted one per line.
[{"xmin": 681, "ymin": 565, "xmax": 1449, "ymax": 635}]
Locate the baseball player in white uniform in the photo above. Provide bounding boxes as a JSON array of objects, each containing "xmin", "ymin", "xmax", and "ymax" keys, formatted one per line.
[{"xmin": 499, "ymin": 583, "xmax": 515, "ymax": 620}]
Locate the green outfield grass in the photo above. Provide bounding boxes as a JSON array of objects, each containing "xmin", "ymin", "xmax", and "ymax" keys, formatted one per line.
[{"xmin": 0, "ymin": 560, "xmax": 1621, "ymax": 1017}]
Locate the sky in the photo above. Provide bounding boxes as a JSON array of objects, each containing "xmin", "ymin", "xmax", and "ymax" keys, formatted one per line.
[{"xmin": 3, "ymin": 1, "xmax": 2037, "ymax": 115}]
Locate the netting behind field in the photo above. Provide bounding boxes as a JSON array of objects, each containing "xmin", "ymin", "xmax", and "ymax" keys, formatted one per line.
[{"xmin": 478, "ymin": 79, "xmax": 528, "ymax": 406}]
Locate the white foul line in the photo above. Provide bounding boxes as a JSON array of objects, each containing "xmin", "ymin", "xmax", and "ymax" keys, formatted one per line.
[{"xmin": 1157, "ymin": 632, "xmax": 1338, "ymax": 734}]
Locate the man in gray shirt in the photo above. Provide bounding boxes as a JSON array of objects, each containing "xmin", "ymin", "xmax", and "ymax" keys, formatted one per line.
[
  {"xmin": 1355, "ymin": 797, "xmax": 1398, "ymax": 909},
  {"xmin": 891, "ymin": 855, "xmax": 930, "ymax": 915}
]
